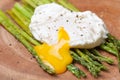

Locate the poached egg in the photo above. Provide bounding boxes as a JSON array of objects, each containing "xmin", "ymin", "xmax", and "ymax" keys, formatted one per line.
[
  {"xmin": 29, "ymin": 3, "xmax": 108, "ymax": 49},
  {"xmin": 29, "ymin": 3, "xmax": 108, "ymax": 74}
]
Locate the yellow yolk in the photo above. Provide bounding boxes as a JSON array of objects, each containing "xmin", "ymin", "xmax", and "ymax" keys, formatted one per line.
[{"xmin": 34, "ymin": 27, "xmax": 73, "ymax": 74}]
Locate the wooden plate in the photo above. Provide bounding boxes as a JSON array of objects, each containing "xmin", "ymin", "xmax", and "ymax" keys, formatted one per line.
[{"xmin": 0, "ymin": 0, "xmax": 120, "ymax": 80}]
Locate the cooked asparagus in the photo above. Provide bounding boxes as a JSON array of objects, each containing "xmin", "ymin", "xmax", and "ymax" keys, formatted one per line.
[
  {"xmin": 87, "ymin": 49, "xmax": 114, "ymax": 64},
  {"xmin": 75, "ymin": 49, "xmax": 107, "ymax": 77},
  {"xmin": 0, "ymin": 10, "xmax": 55, "ymax": 74},
  {"xmin": 67, "ymin": 64, "xmax": 86, "ymax": 78}
]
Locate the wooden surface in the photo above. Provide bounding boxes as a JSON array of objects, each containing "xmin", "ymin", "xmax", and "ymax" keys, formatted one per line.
[{"xmin": 0, "ymin": 0, "xmax": 120, "ymax": 80}]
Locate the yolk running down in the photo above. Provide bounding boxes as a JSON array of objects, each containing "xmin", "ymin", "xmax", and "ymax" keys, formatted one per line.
[{"xmin": 34, "ymin": 27, "xmax": 73, "ymax": 74}]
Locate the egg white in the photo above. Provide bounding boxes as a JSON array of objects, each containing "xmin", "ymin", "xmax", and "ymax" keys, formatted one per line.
[{"xmin": 29, "ymin": 3, "xmax": 108, "ymax": 48}]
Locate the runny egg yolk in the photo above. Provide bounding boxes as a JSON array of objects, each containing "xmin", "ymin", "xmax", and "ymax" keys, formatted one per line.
[{"xmin": 34, "ymin": 27, "xmax": 73, "ymax": 74}]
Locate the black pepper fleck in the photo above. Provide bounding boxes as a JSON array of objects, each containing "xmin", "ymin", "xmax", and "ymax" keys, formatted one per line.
[
  {"xmin": 80, "ymin": 34, "xmax": 83, "ymax": 36},
  {"xmin": 9, "ymin": 43, "xmax": 12, "ymax": 46},
  {"xmin": 32, "ymin": 56, "xmax": 35, "ymax": 58},
  {"xmin": 70, "ymin": 10, "xmax": 73, "ymax": 12},
  {"xmin": 17, "ymin": 61, "xmax": 20, "ymax": 64},
  {"xmin": 66, "ymin": 20, "xmax": 69, "ymax": 22},
  {"xmin": 60, "ymin": 14, "xmax": 63, "ymax": 16},
  {"xmin": 80, "ymin": 18, "xmax": 82, "ymax": 20},
  {"xmin": 76, "ymin": 15, "xmax": 79, "ymax": 18}
]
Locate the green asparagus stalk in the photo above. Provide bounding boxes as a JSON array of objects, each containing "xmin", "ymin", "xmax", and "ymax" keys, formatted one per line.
[
  {"xmin": 40, "ymin": 0, "xmax": 51, "ymax": 3},
  {"xmin": 100, "ymin": 42, "xmax": 118, "ymax": 56},
  {"xmin": 11, "ymin": 8, "xmax": 30, "ymax": 25},
  {"xmin": 86, "ymin": 49, "xmax": 114, "ymax": 64},
  {"xmin": 22, "ymin": 2, "xmax": 34, "ymax": 13},
  {"xmin": 0, "ymin": 10, "xmax": 55, "ymax": 74},
  {"xmin": 30, "ymin": 0, "xmax": 45, "ymax": 6},
  {"xmin": 14, "ymin": 3, "xmax": 32, "ymax": 19},
  {"xmin": 75, "ymin": 49, "xmax": 109, "ymax": 76},
  {"xmin": 67, "ymin": 64, "xmax": 86, "ymax": 78},
  {"xmin": 117, "ymin": 40, "xmax": 120, "ymax": 50},
  {"xmin": 6, "ymin": 3, "xmax": 34, "ymax": 37},
  {"xmin": 76, "ymin": 49, "xmax": 102, "ymax": 70},
  {"xmin": 107, "ymin": 33, "xmax": 120, "ymax": 53},
  {"xmin": 7, "ymin": 10, "xmax": 32, "ymax": 36},
  {"xmin": 100, "ymin": 33, "xmax": 120, "ymax": 70},
  {"xmin": 22, "ymin": 0, "xmax": 51, "ymax": 9},
  {"xmin": 50, "ymin": 0, "xmax": 56, "ymax": 2},
  {"xmin": 57, "ymin": 0, "xmax": 79, "ymax": 11},
  {"xmin": 106, "ymin": 33, "xmax": 120, "ymax": 71},
  {"xmin": 7, "ymin": 3, "xmax": 33, "ymax": 36},
  {"xmin": 0, "ymin": 10, "xmax": 40, "ymax": 46},
  {"xmin": 22, "ymin": 0, "xmax": 37, "ymax": 8},
  {"xmin": 100, "ymin": 41, "xmax": 120, "ymax": 71},
  {"xmin": 70, "ymin": 51, "xmax": 98, "ymax": 77}
]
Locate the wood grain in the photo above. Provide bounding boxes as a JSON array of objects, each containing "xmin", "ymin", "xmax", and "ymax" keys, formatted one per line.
[{"xmin": 0, "ymin": 0, "xmax": 120, "ymax": 80}]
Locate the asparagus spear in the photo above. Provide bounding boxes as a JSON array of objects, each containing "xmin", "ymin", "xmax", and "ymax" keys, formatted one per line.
[
  {"xmin": 107, "ymin": 33, "xmax": 120, "ymax": 55},
  {"xmin": 100, "ymin": 42, "xmax": 118, "ymax": 56},
  {"xmin": 7, "ymin": 3, "xmax": 33, "ymax": 36},
  {"xmin": 11, "ymin": 8, "xmax": 30, "ymax": 26},
  {"xmin": 40, "ymin": 0, "xmax": 51, "ymax": 3},
  {"xmin": 0, "ymin": 10, "xmax": 39, "ymax": 45},
  {"xmin": 117, "ymin": 40, "xmax": 120, "ymax": 51},
  {"xmin": 67, "ymin": 64, "xmax": 86, "ymax": 78},
  {"xmin": 14, "ymin": 3, "xmax": 32, "ymax": 19},
  {"xmin": 106, "ymin": 33, "xmax": 120, "ymax": 71},
  {"xmin": 0, "ymin": 10, "xmax": 55, "ymax": 74},
  {"xmin": 22, "ymin": 2, "xmax": 34, "ymax": 14},
  {"xmin": 57, "ymin": 0, "xmax": 79, "ymax": 11},
  {"xmin": 7, "ymin": 10, "xmax": 32, "ymax": 36},
  {"xmin": 99, "ymin": 40, "xmax": 120, "ymax": 71},
  {"xmin": 70, "ymin": 51, "xmax": 98, "ymax": 77},
  {"xmin": 22, "ymin": 0, "xmax": 37, "ymax": 8},
  {"xmin": 85, "ymin": 49, "xmax": 114, "ymax": 64},
  {"xmin": 75, "ymin": 49, "xmax": 107, "ymax": 74},
  {"xmin": 50, "ymin": 0, "xmax": 56, "ymax": 2},
  {"xmin": 22, "ymin": 0, "xmax": 51, "ymax": 9}
]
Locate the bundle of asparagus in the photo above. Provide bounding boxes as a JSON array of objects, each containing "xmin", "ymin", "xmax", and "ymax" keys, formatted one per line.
[{"xmin": 0, "ymin": 0, "xmax": 120, "ymax": 78}]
